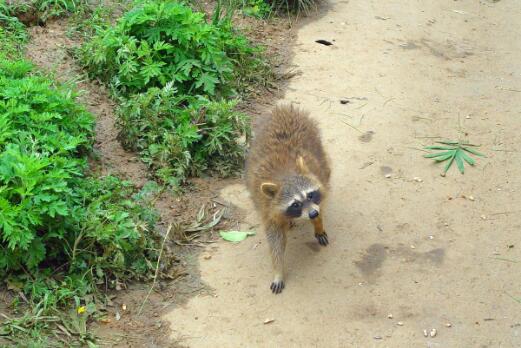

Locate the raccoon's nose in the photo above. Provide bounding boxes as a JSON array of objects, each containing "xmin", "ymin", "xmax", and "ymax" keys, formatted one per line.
[{"xmin": 309, "ymin": 209, "xmax": 319, "ymax": 219}]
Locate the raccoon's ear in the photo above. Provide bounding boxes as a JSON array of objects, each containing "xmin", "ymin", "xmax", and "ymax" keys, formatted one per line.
[
  {"xmin": 296, "ymin": 156, "xmax": 309, "ymax": 174},
  {"xmin": 260, "ymin": 182, "xmax": 278, "ymax": 198}
]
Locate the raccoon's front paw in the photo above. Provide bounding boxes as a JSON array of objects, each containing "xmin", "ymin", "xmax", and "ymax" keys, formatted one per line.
[
  {"xmin": 270, "ymin": 280, "xmax": 285, "ymax": 294},
  {"xmin": 315, "ymin": 232, "xmax": 329, "ymax": 246}
]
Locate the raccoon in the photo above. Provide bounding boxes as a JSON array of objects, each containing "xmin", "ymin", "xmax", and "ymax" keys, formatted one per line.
[{"xmin": 245, "ymin": 104, "xmax": 331, "ymax": 294}]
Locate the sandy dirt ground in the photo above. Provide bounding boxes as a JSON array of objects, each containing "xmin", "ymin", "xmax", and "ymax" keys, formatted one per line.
[{"xmin": 165, "ymin": 0, "xmax": 521, "ymax": 346}]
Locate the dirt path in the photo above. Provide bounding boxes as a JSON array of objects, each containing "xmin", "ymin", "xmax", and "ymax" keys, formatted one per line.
[{"xmin": 165, "ymin": 0, "xmax": 521, "ymax": 346}]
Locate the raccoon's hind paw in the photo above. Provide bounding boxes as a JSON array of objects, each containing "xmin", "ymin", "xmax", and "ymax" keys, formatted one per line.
[
  {"xmin": 315, "ymin": 232, "xmax": 329, "ymax": 246},
  {"xmin": 270, "ymin": 280, "xmax": 285, "ymax": 294},
  {"xmin": 289, "ymin": 221, "xmax": 296, "ymax": 229}
]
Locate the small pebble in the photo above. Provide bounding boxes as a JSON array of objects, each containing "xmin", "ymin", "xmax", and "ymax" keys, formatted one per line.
[
  {"xmin": 445, "ymin": 323, "xmax": 452, "ymax": 328},
  {"xmin": 481, "ymin": 215, "xmax": 487, "ymax": 220},
  {"xmin": 423, "ymin": 329, "xmax": 428, "ymax": 337},
  {"xmin": 428, "ymin": 235, "xmax": 434, "ymax": 240},
  {"xmin": 264, "ymin": 318, "xmax": 275, "ymax": 324},
  {"xmin": 387, "ymin": 314, "xmax": 393, "ymax": 319},
  {"xmin": 410, "ymin": 245, "xmax": 416, "ymax": 249},
  {"xmin": 468, "ymin": 195, "xmax": 475, "ymax": 201},
  {"xmin": 413, "ymin": 177, "xmax": 423, "ymax": 182},
  {"xmin": 373, "ymin": 336, "xmax": 383, "ymax": 340},
  {"xmin": 397, "ymin": 321, "xmax": 404, "ymax": 326},
  {"xmin": 122, "ymin": 304, "xmax": 127, "ymax": 311},
  {"xmin": 203, "ymin": 254, "xmax": 212, "ymax": 260},
  {"xmin": 430, "ymin": 328, "xmax": 437, "ymax": 337},
  {"xmin": 385, "ymin": 174, "xmax": 392, "ymax": 178}
]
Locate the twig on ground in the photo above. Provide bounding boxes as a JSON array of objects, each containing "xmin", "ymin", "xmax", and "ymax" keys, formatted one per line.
[{"xmin": 138, "ymin": 223, "xmax": 172, "ymax": 315}]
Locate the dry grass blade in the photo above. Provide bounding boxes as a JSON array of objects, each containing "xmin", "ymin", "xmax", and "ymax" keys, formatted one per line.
[
  {"xmin": 185, "ymin": 208, "xmax": 224, "ymax": 233},
  {"xmin": 138, "ymin": 223, "xmax": 172, "ymax": 316}
]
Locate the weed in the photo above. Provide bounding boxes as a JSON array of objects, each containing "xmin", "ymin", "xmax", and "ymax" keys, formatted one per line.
[
  {"xmin": 80, "ymin": 0, "xmax": 263, "ymax": 98},
  {"xmin": 79, "ymin": 0, "xmax": 265, "ymax": 187},
  {"xmin": 0, "ymin": 5, "xmax": 28, "ymax": 57},
  {"xmin": 0, "ymin": 45, "xmax": 162, "ymax": 345},
  {"xmin": 117, "ymin": 84, "xmax": 249, "ymax": 186},
  {"xmin": 265, "ymin": 0, "xmax": 318, "ymax": 14},
  {"xmin": 1, "ymin": 0, "xmax": 89, "ymax": 24},
  {"xmin": 240, "ymin": 0, "xmax": 272, "ymax": 18},
  {"xmin": 66, "ymin": 0, "xmax": 132, "ymax": 39},
  {"xmin": 424, "ymin": 140, "xmax": 485, "ymax": 175}
]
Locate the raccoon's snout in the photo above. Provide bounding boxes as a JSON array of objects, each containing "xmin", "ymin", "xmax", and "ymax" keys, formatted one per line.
[{"xmin": 309, "ymin": 209, "xmax": 319, "ymax": 219}]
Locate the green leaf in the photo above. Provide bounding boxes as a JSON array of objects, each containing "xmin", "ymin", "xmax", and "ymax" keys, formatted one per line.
[
  {"xmin": 455, "ymin": 151, "xmax": 465, "ymax": 174},
  {"xmin": 219, "ymin": 230, "xmax": 256, "ymax": 242},
  {"xmin": 194, "ymin": 73, "xmax": 219, "ymax": 95},
  {"xmin": 437, "ymin": 141, "xmax": 460, "ymax": 145},
  {"xmin": 423, "ymin": 150, "xmax": 454, "ymax": 158},
  {"xmin": 462, "ymin": 146, "xmax": 485, "ymax": 157},
  {"xmin": 444, "ymin": 154, "xmax": 455, "ymax": 173},
  {"xmin": 460, "ymin": 150, "xmax": 476, "ymax": 165},
  {"xmin": 424, "ymin": 145, "xmax": 456, "ymax": 150},
  {"xmin": 434, "ymin": 153, "xmax": 455, "ymax": 162}
]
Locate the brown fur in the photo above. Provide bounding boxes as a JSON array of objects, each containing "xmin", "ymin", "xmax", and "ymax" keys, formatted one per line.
[{"xmin": 245, "ymin": 104, "xmax": 331, "ymax": 293}]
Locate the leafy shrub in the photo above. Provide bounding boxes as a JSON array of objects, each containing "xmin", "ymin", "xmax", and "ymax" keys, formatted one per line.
[
  {"xmin": 0, "ymin": 4, "xmax": 28, "ymax": 57},
  {"xmin": 79, "ymin": 0, "xmax": 260, "ymax": 98},
  {"xmin": 78, "ymin": 0, "xmax": 263, "ymax": 187},
  {"xmin": 0, "ymin": 56, "xmax": 159, "ymax": 294},
  {"xmin": 117, "ymin": 83, "xmax": 249, "ymax": 186},
  {"xmin": 240, "ymin": 0, "xmax": 272, "ymax": 18}
]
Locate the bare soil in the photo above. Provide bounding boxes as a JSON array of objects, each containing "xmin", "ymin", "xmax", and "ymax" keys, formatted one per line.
[{"xmin": 165, "ymin": 0, "xmax": 521, "ymax": 347}]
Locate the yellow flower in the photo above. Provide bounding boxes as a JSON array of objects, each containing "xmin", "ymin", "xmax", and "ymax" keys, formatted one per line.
[{"xmin": 77, "ymin": 306, "xmax": 86, "ymax": 314}]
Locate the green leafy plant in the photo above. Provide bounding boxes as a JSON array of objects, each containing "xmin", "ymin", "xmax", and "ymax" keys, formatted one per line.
[
  {"xmin": 241, "ymin": 0, "xmax": 272, "ymax": 18},
  {"xmin": 1, "ymin": 0, "xmax": 88, "ymax": 24},
  {"xmin": 79, "ymin": 0, "xmax": 261, "ymax": 98},
  {"xmin": 424, "ymin": 140, "xmax": 485, "ymax": 174},
  {"xmin": 0, "ymin": 53, "xmax": 163, "ymax": 345},
  {"xmin": 117, "ymin": 83, "xmax": 250, "ymax": 186},
  {"xmin": 0, "ymin": 4, "xmax": 28, "ymax": 57},
  {"xmin": 78, "ymin": 0, "xmax": 262, "ymax": 188}
]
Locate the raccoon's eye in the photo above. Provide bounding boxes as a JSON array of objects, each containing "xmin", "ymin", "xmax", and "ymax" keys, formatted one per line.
[
  {"xmin": 291, "ymin": 202, "xmax": 301, "ymax": 209},
  {"xmin": 307, "ymin": 192, "xmax": 314, "ymax": 200}
]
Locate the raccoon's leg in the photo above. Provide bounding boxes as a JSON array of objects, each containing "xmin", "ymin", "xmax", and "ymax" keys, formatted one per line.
[
  {"xmin": 311, "ymin": 215, "xmax": 329, "ymax": 246},
  {"xmin": 266, "ymin": 222, "xmax": 287, "ymax": 294}
]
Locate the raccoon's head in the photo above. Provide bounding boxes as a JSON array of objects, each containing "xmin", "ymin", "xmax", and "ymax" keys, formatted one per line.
[{"xmin": 260, "ymin": 156, "xmax": 323, "ymax": 220}]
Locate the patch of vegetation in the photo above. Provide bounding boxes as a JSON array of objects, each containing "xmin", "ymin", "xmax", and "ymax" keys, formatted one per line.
[
  {"xmin": 66, "ymin": 0, "xmax": 132, "ymax": 39},
  {"xmin": 80, "ymin": 0, "xmax": 261, "ymax": 97},
  {"xmin": 1, "ymin": 0, "xmax": 89, "ymax": 25},
  {"xmin": 0, "ymin": 36, "xmax": 162, "ymax": 346},
  {"xmin": 0, "ymin": 3, "xmax": 28, "ymax": 56},
  {"xmin": 265, "ymin": 0, "xmax": 317, "ymax": 14},
  {"xmin": 424, "ymin": 140, "xmax": 485, "ymax": 175},
  {"xmin": 117, "ymin": 85, "xmax": 249, "ymax": 186},
  {"xmin": 79, "ymin": 0, "xmax": 266, "ymax": 186},
  {"xmin": 240, "ymin": 0, "xmax": 272, "ymax": 19}
]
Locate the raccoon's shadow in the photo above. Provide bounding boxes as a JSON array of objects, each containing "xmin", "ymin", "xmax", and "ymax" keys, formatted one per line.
[{"xmin": 284, "ymin": 221, "xmax": 328, "ymax": 279}]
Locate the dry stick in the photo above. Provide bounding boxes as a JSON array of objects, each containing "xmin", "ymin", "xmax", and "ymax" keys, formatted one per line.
[
  {"xmin": 138, "ymin": 223, "xmax": 172, "ymax": 316},
  {"xmin": 341, "ymin": 120, "xmax": 363, "ymax": 133}
]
